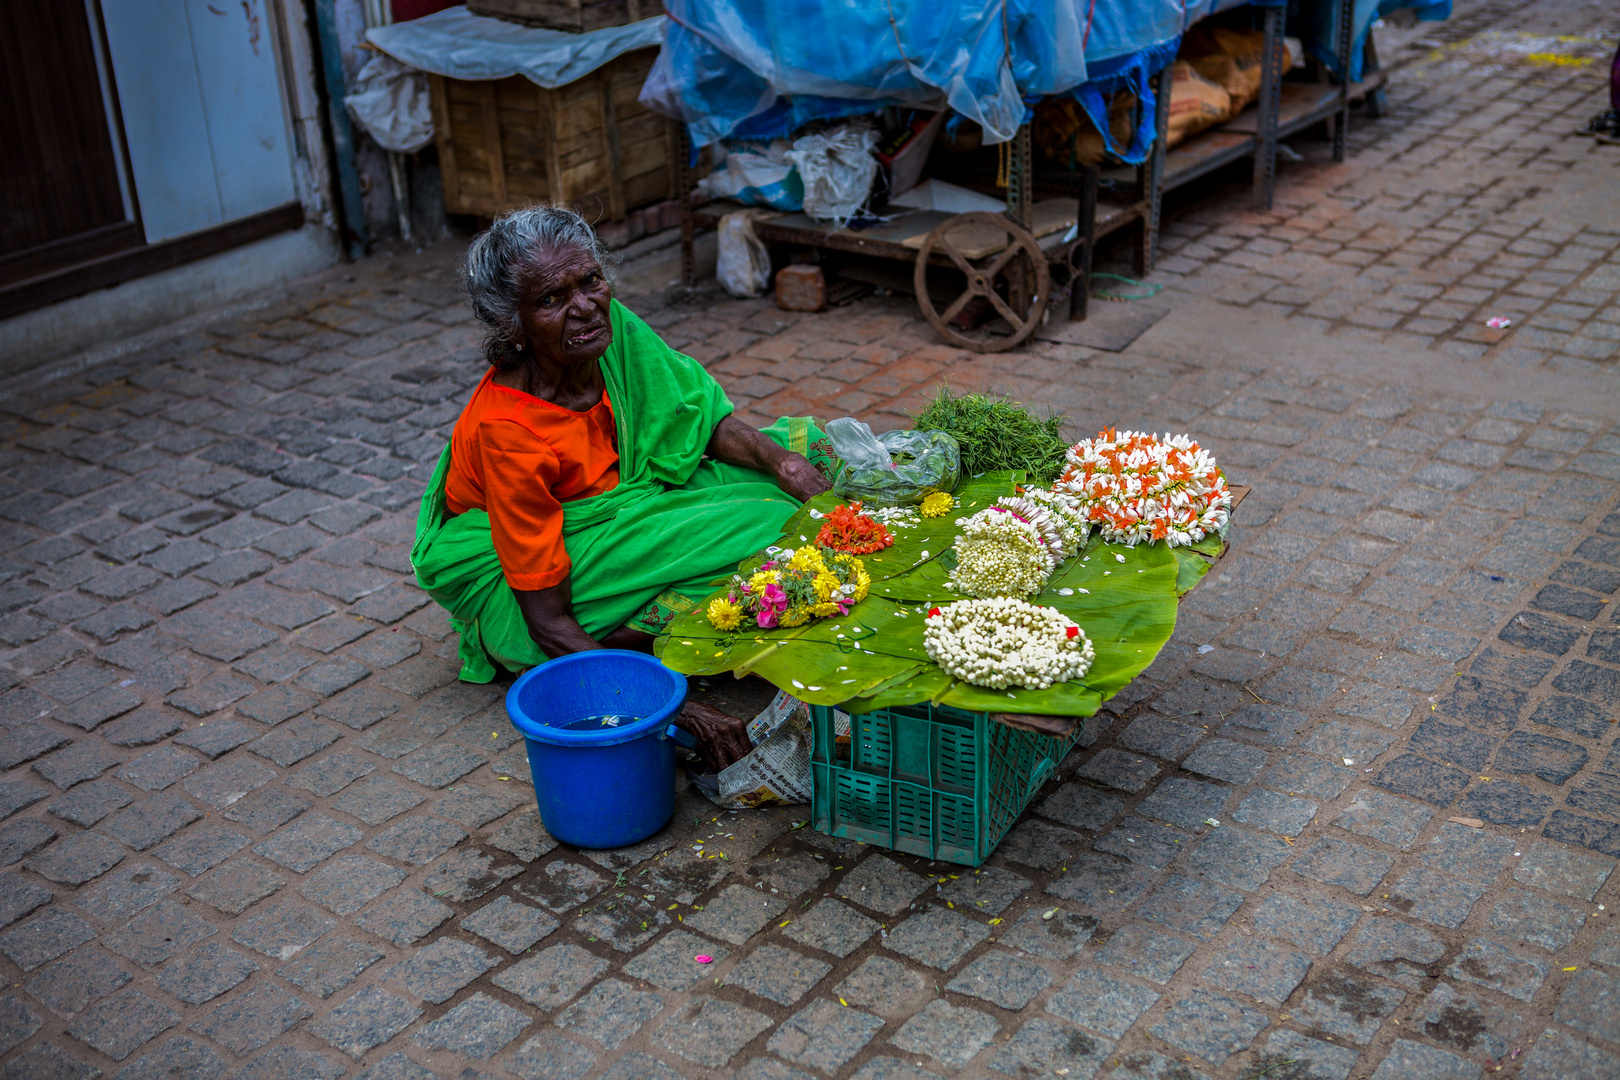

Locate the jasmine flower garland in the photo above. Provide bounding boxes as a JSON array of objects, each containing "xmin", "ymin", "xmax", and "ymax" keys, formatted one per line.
[
  {"xmin": 924, "ymin": 598, "xmax": 1095, "ymax": 689},
  {"xmin": 947, "ymin": 507, "xmax": 1052, "ymax": 598},
  {"xmin": 1052, "ymin": 428, "xmax": 1231, "ymax": 547}
]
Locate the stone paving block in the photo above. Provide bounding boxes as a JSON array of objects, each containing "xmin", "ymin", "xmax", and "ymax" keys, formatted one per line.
[
  {"xmin": 892, "ymin": 998, "xmax": 999, "ymax": 1069},
  {"xmin": 1199, "ymin": 935, "xmax": 1313, "ymax": 1005},
  {"xmin": 420, "ymin": 847, "xmax": 521, "ymax": 902},
  {"xmin": 511, "ymin": 859, "xmax": 605, "ymax": 913},
  {"xmin": 27, "ymin": 944, "xmax": 132, "ymax": 1019},
  {"xmin": 219, "ymin": 787, "xmax": 311, "ymax": 833},
  {"xmin": 1446, "ymin": 938, "xmax": 1547, "ymax": 1002},
  {"xmin": 686, "ymin": 884, "xmax": 788, "ymax": 945},
  {"xmin": 883, "ymin": 901, "xmax": 989, "ymax": 969},
  {"xmin": 776, "ymin": 898, "xmax": 875, "ymax": 958},
  {"xmin": 1368, "ymin": 1038, "xmax": 1478, "ymax": 1080},
  {"xmin": 152, "ymin": 822, "xmax": 252, "ymax": 877},
  {"xmin": 834, "ymin": 955, "xmax": 932, "ymax": 1016},
  {"xmin": 1345, "ymin": 917, "xmax": 1446, "ymax": 988},
  {"xmin": 1521, "ymin": 1026, "xmax": 1620, "ymax": 1080},
  {"xmin": 0, "ymin": 906, "xmax": 96, "ymax": 971},
  {"xmin": 507, "ymin": 1031, "xmax": 598, "ymax": 1080},
  {"xmin": 835, "ymin": 855, "xmax": 931, "ymax": 915},
  {"xmin": 66, "ymin": 986, "xmax": 180, "ymax": 1060},
  {"xmin": 1387, "ymin": 866, "xmax": 1487, "ymax": 928},
  {"xmin": 494, "ymin": 942, "xmax": 609, "ymax": 1008},
  {"xmin": 48, "ymin": 778, "xmax": 133, "ymax": 826},
  {"xmin": 1136, "ymin": 874, "xmax": 1245, "ymax": 941},
  {"xmin": 354, "ymin": 888, "xmax": 451, "ymax": 947},
  {"xmin": 275, "ymin": 935, "xmax": 383, "ymax": 999},
  {"xmin": 230, "ymin": 899, "xmax": 335, "ymax": 960},
  {"xmin": 231, "ymin": 1045, "xmax": 344, "ymax": 1080},
  {"xmin": 1045, "ymin": 967, "xmax": 1158, "ymax": 1039},
  {"xmin": 111, "ymin": 1035, "xmax": 229, "ymax": 1080},
  {"xmin": 767, "ymin": 997, "xmax": 884, "ymax": 1074},
  {"xmin": 555, "ymin": 978, "xmax": 663, "ymax": 1050},
  {"xmin": 1000, "ymin": 904, "xmax": 1097, "ymax": 961},
  {"xmin": 1043, "ymin": 851, "xmax": 1157, "ymax": 913},
  {"xmin": 155, "ymin": 941, "xmax": 258, "ymax": 1004},
  {"xmin": 1292, "ymin": 838, "xmax": 1394, "ymax": 896},
  {"xmin": 433, "ymin": 783, "xmax": 525, "ymax": 829},
  {"xmin": 988, "ymin": 1017, "xmax": 1112, "ymax": 1080},
  {"xmin": 106, "ymin": 791, "xmax": 204, "ymax": 851},
  {"xmin": 726, "ymin": 943, "xmax": 832, "ymax": 1006},
  {"xmin": 1255, "ymin": 1030, "xmax": 1359, "ymax": 1080},
  {"xmin": 1487, "ymin": 889, "xmax": 1585, "ymax": 953},
  {"xmin": 391, "ymin": 742, "xmax": 486, "ymax": 788},
  {"xmin": 947, "ymin": 948, "xmax": 1052, "ymax": 1010},
  {"xmin": 328, "ymin": 777, "xmax": 424, "ymax": 827},
  {"xmin": 102, "ymin": 706, "xmax": 186, "ymax": 747},
  {"xmin": 1251, "ymin": 892, "xmax": 1361, "ymax": 956},
  {"xmin": 184, "ymin": 857, "xmax": 285, "ymax": 916},
  {"xmin": 1513, "ymin": 838, "xmax": 1612, "ymax": 900},
  {"xmin": 35, "ymin": 740, "xmax": 124, "ymax": 789},
  {"xmin": 0, "ymin": 818, "xmax": 55, "ymax": 867},
  {"xmin": 1326, "ymin": 787, "xmax": 1429, "ymax": 847},
  {"xmin": 1183, "ymin": 739, "xmax": 1270, "ymax": 785},
  {"xmin": 0, "ymin": 995, "xmax": 41, "ymax": 1057},
  {"xmin": 1418, "ymin": 980, "xmax": 1518, "ymax": 1061},
  {"xmin": 249, "ymin": 718, "xmax": 343, "ymax": 767},
  {"xmin": 387, "ymin": 937, "xmax": 497, "ymax": 1003},
  {"xmin": 1544, "ymin": 810, "xmax": 1620, "ymax": 860},
  {"xmin": 1075, "ymin": 748, "xmax": 1160, "ymax": 792},
  {"xmin": 117, "ymin": 745, "xmax": 201, "ymax": 792},
  {"xmin": 1149, "ymin": 989, "xmax": 1269, "ymax": 1067},
  {"xmin": 412, "ymin": 991, "xmax": 530, "ymax": 1059},
  {"xmin": 1, "ymin": 1040, "xmax": 101, "ymax": 1080},
  {"xmin": 1090, "ymin": 922, "xmax": 1194, "ymax": 984},
  {"xmin": 26, "ymin": 829, "xmax": 125, "ymax": 884},
  {"xmin": 1003, "ymin": 819, "xmax": 1091, "ymax": 870},
  {"xmin": 307, "ymin": 986, "xmax": 421, "ymax": 1059},
  {"xmin": 743, "ymin": 852, "xmax": 829, "ymax": 898},
  {"xmin": 1037, "ymin": 783, "xmax": 1125, "ymax": 833},
  {"xmin": 461, "ymin": 894, "xmax": 558, "ymax": 954},
  {"xmin": 252, "ymin": 813, "xmax": 361, "ymax": 873},
  {"xmin": 70, "ymin": 863, "xmax": 181, "ymax": 923},
  {"xmin": 1416, "ymin": 822, "xmax": 1516, "ymax": 887},
  {"xmin": 1135, "ymin": 777, "xmax": 1229, "ymax": 832},
  {"xmin": 0, "ymin": 724, "xmax": 70, "ymax": 770},
  {"xmin": 936, "ymin": 865, "xmax": 1029, "ymax": 917},
  {"xmin": 298, "ymin": 854, "xmax": 404, "ymax": 915},
  {"xmin": 1233, "ymin": 789, "xmax": 1318, "ymax": 837}
]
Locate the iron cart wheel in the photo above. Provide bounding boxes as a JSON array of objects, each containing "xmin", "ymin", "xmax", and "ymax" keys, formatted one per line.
[{"xmin": 913, "ymin": 211, "xmax": 1051, "ymax": 354}]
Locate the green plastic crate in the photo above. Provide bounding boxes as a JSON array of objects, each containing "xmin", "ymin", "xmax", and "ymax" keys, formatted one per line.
[{"xmin": 809, "ymin": 702, "xmax": 1083, "ymax": 866}]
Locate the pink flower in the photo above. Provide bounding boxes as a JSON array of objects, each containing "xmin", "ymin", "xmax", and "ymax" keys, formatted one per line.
[
  {"xmin": 756, "ymin": 609, "xmax": 778, "ymax": 629},
  {"xmin": 760, "ymin": 584, "xmax": 788, "ymax": 613}
]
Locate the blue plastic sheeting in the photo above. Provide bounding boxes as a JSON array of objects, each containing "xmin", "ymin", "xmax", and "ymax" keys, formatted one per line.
[
  {"xmin": 640, "ymin": 0, "xmax": 1088, "ymax": 147},
  {"xmin": 1296, "ymin": 0, "xmax": 1451, "ymax": 82},
  {"xmin": 365, "ymin": 7, "xmax": 666, "ymax": 89}
]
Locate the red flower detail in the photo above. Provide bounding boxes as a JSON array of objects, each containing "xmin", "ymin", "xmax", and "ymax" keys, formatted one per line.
[
  {"xmin": 1066, "ymin": 625, "xmax": 1079, "ymax": 639},
  {"xmin": 928, "ymin": 607, "xmax": 942, "ymax": 617}
]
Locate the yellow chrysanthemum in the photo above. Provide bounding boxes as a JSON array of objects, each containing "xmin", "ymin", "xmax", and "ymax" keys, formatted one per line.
[
  {"xmin": 746, "ymin": 569, "xmax": 779, "ymax": 593},
  {"xmin": 779, "ymin": 606, "xmax": 810, "ymax": 627},
  {"xmin": 832, "ymin": 552, "xmax": 857, "ymax": 567},
  {"xmin": 810, "ymin": 601, "xmax": 844, "ymax": 617},
  {"xmin": 853, "ymin": 567, "xmax": 872, "ymax": 602},
  {"xmin": 812, "ymin": 572, "xmax": 841, "ymax": 602},
  {"xmin": 706, "ymin": 597, "xmax": 742, "ymax": 631},
  {"xmin": 919, "ymin": 491, "xmax": 955, "ymax": 518},
  {"xmin": 788, "ymin": 547, "xmax": 826, "ymax": 573}
]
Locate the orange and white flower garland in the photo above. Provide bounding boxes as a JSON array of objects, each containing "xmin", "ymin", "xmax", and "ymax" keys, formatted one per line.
[{"xmin": 1052, "ymin": 429, "xmax": 1231, "ymax": 547}]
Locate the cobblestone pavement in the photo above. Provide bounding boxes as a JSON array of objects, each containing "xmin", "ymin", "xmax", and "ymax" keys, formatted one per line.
[{"xmin": 3, "ymin": 3, "xmax": 1620, "ymax": 1080}]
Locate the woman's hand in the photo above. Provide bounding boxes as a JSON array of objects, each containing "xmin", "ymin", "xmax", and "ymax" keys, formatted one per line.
[
  {"xmin": 774, "ymin": 453, "xmax": 832, "ymax": 502},
  {"xmin": 674, "ymin": 701, "xmax": 753, "ymax": 772}
]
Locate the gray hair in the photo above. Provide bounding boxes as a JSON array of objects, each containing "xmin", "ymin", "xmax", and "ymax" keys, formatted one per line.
[{"xmin": 461, "ymin": 205, "xmax": 616, "ymax": 368}]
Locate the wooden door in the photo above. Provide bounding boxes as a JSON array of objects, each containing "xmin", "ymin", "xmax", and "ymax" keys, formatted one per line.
[{"xmin": 0, "ymin": 0, "xmax": 142, "ymax": 287}]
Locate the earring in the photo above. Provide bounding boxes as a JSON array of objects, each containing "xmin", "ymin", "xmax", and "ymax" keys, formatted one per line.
[{"xmin": 514, "ymin": 341, "xmax": 524, "ymax": 351}]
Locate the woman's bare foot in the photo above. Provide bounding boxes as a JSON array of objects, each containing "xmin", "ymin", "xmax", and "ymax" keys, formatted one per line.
[{"xmin": 673, "ymin": 701, "xmax": 752, "ymax": 772}]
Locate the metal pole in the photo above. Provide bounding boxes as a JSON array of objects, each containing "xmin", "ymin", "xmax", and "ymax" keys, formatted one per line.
[
  {"xmin": 1070, "ymin": 164, "xmax": 1097, "ymax": 322},
  {"xmin": 1137, "ymin": 62, "xmax": 1171, "ymax": 275},
  {"xmin": 1252, "ymin": 5, "xmax": 1283, "ymax": 210},
  {"xmin": 1004, "ymin": 124, "xmax": 1033, "ymax": 228},
  {"xmin": 1334, "ymin": 0, "xmax": 1353, "ymax": 161}
]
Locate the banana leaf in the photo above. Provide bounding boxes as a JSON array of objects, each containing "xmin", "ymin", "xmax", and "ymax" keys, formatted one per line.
[{"xmin": 659, "ymin": 474, "xmax": 1217, "ymax": 718}]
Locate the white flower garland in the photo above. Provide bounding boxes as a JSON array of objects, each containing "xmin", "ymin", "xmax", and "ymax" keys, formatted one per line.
[
  {"xmin": 948, "ymin": 508, "xmax": 1052, "ymax": 598},
  {"xmin": 924, "ymin": 598, "xmax": 1095, "ymax": 689},
  {"xmin": 1052, "ymin": 429, "xmax": 1231, "ymax": 547}
]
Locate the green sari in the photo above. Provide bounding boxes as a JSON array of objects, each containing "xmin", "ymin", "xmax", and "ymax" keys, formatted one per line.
[{"xmin": 412, "ymin": 300, "xmax": 834, "ymax": 683}]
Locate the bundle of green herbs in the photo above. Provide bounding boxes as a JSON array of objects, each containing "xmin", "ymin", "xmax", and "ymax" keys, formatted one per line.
[{"xmin": 911, "ymin": 387, "xmax": 1070, "ymax": 482}]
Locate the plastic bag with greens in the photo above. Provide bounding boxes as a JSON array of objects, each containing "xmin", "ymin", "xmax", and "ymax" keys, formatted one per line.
[{"xmin": 826, "ymin": 417, "xmax": 960, "ymax": 507}]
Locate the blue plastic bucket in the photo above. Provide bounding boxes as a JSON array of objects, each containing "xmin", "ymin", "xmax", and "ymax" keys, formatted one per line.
[{"xmin": 505, "ymin": 650, "xmax": 688, "ymax": 849}]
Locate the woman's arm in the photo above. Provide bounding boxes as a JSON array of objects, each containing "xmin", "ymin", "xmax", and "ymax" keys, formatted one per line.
[
  {"xmin": 512, "ymin": 579, "xmax": 651, "ymax": 656},
  {"xmin": 705, "ymin": 415, "xmax": 831, "ymax": 501}
]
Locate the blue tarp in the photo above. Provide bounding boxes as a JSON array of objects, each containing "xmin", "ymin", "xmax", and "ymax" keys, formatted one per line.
[
  {"xmin": 1295, "ymin": 0, "xmax": 1452, "ymax": 82},
  {"xmin": 641, "ymin": 0, "xmax": 1089, "ymax": 147}
]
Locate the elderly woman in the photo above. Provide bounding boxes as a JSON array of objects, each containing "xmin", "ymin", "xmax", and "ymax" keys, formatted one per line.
[{"xmin": 412, "ymin": 206, "xmax": 835, "ymax": 768}]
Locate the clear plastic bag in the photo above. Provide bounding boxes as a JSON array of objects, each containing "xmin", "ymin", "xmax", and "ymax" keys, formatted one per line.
[{"xmin": 826, "ymin": 417, "xmax": 960, "ymax": 507}]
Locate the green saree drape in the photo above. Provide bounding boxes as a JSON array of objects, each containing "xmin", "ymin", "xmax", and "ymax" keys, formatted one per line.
[{"xmin": 412, "ymin": 300, "xmax": 832, "ymax": 682}]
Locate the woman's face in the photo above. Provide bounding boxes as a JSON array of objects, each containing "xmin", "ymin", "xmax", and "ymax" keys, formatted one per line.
[{"xmin": 516, "ymin": 245, "xmax": 614, "ymax": 368}]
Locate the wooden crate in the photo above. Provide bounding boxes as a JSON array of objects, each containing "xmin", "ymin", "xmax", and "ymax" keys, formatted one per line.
[
  {"xmin": 428, "ymin": 48, "xmax": 679, "ymax": 222},
  {"xmin": 467, "ymin": 0, "xmax": 656, "ymax": 33}
]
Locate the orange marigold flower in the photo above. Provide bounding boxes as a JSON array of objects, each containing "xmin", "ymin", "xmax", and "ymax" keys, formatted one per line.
[{"xmin": 815, "ymin": 502, "xmax": 894, "ymax": 554}]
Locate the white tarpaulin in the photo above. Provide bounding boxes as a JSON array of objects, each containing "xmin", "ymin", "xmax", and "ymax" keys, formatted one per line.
[
  {"xmin": 345, "ymin": 54, "xmax": 433, "ymax": 153},
  {"xmin": 364, "ymin": 6, "xmax": 667, "ymax": 89}
]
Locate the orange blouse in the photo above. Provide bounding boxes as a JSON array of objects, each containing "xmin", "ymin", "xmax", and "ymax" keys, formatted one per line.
[{"xmin": 444, "ymin": 371, "xmax": 620, "ymax": 591}]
